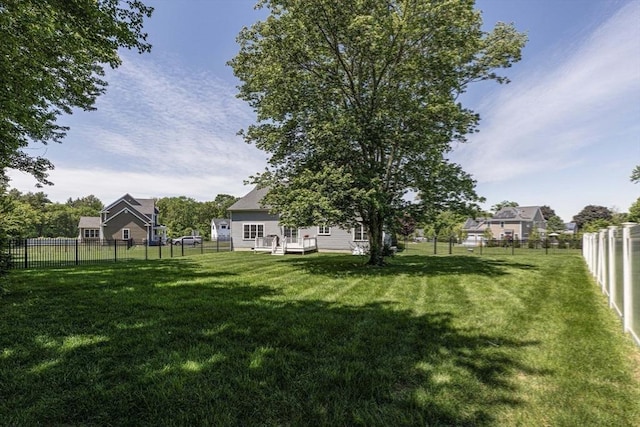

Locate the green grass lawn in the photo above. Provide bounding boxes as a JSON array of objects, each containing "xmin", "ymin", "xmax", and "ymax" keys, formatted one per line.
[{"xmin": 1, "ymin": 248, "xmax": 638, "ymax": 426}]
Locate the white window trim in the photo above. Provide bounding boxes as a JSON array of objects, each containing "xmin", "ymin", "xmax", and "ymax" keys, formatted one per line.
[
  {"xmin": 122, "ymin": 228, "xmax": 131, "ymax": 240},
  {"xmin": 243, "ymin": 223, "xmax": 264, "ymax": 240},
  {"xmin": 317, "ymin": 225, "xmax": 331, "ymax": 235},
  {"xmin": 83, "ymin": 229, "xmax": 99, "ymax": 238},
  {"xmin": 353, "ymin": 224, "xmax": 368, "ymax": 242},
  {"xmin": 282, "ymin": 226, "xmax": 299, "ymax": 240}
]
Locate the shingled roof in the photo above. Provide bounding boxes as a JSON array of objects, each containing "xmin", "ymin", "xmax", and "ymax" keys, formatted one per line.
[
  {"xmin": 227, "ymin": 186, "xmax": 270, "ymax": 211},
  {"xmin": 492, "ymin": 206, "xmax": 541, "ymax": 220}
]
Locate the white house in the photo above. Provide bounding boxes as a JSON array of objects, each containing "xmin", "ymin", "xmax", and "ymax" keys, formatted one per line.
[
  {"xmin": 227, "ymin": 186, "xmax": 370, "ymax": 254},
  {"xmin": 210, "ymin": 218, "xmax": 231, "ymax": 241}
]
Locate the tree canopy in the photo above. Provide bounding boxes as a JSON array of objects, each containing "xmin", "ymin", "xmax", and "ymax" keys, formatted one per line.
[
  {"xmin": 572, "ymin": 205, "xmax": 613, "ymax": 230},
  {"xmin": 156, "ymin": 194, "xmax": 238, "ymax": 239},
  {"xmin": 491, "ymin": 200, "xmax": 519, "ymax": 213},
  {"xmin": 539, "ymin": 205, "xmax": 557, "ymax": 221},
  {"xmin": 0, "ymin": 0, "xmax": 153, "ymax": 187},
  {"xmin": 631, "ymin": 165, "xmax": 640, "ymax": 184},
  {"xmin": 628, "ymin": 197, "xmax": 640, "ymax": 223},
  {"xmin": 545, "ymin": 215, "xmax": 565, "ymax": 233},
  {"xmin": 230, "ymin": 0, "xmax": 526, "ymax": 265}
]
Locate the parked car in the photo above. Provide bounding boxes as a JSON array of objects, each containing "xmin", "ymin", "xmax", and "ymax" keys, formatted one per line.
[
  {"xmin": 461, "ymin": 237, "xmax": 486, "ymax": 248},
  {"xmin": 171, "ymin": 236, "xmax": 202, "ymax": 245}
]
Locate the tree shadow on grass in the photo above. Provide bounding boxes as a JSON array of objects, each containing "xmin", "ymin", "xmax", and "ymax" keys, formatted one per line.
[
  {"xmin": 1, "ymin": 271, "xmax": 548, "ymax": 426},
  {"xmin": 279, "ymin": 254, "xmax": 539, "ymax": 278}
]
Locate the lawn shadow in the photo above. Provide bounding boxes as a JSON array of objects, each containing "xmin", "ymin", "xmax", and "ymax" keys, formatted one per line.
[
  {"xmin": 1, "ymin": 270, "xmax": 548, "ymax": 426},
  {"xmin": 279, "ymin": 253, "xmax": 539, "ymax": 278}
]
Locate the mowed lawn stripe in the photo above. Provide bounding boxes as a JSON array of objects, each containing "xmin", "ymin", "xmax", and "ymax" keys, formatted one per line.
[{"xmin": 1, "ymin": 250, "xmax": 638, "ymax": 426}]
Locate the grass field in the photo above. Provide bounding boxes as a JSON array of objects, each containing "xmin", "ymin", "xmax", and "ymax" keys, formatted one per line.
[{"xmin": 1, "ymin": 246, "xmax": 638, "ymax": 426}]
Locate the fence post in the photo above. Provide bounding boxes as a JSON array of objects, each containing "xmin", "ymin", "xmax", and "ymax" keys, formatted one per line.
[
  {"xmin": 24, "ymin": 239, "xmax": 28, "ymax": 269},
  {"xmin": 597, "ymin": 230, "xmax": 606, "ymax": 293},
  {"xmin": 449, "ymin": 237, "xmax": 453, "ymax": 255},
  {"xmin": 433, "ymin": 236, "xmax": 437, "ymax": 255},
  {"xmin": 607, "ymin": 226, "xmax": 618, "ymax": 310},
  {"xmin": 75, "ymin": 239, "xmax": 79, "ymax": 265},
  {"xmin": 622, "ymin": 223, "xmax": 636, "ymax": 335},
  {"xmin": 114, "ymin": 239, "xmax": 118, "ymax": 263}
]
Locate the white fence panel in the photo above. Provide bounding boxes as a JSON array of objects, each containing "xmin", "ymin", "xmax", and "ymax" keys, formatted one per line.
[{"xmin": 583, "ymin": 223, "xmax": 639, "ymax": 346}]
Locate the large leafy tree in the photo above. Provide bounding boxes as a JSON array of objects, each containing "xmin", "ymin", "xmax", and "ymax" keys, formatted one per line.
[
  {"xmin": 628, "ymin": 197, "xmax": 640, "ymax": 223},
  {"xmin": 0, "ymin": 0, "xmax": 153, "ymax": 186},
  {"xmin": 572, "ymin": 205, "xmax": 613, "ymax": 230},
  {"xmin": 545, "ymin": 215, "xmax": 565, "ymax": 233},
  {"xmin": 230, "ymin": 0, "xmax": 526, "ymax": 265},
  {"xmin": 66, "ymin": 195, "xmax": 104, "ymax": 216},
  {"xmin": 631, "ymin": 165, "xmax": 640, "ymax": 184},
  {"xmin": 539, "ymin": 205, "xmax": 557, "ymax": 221}
]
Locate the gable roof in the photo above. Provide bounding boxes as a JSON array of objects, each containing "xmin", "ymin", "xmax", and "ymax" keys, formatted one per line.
[
  {"xmin": 492, "ymin": 206, "xmax": 542, "ymax": 221},
  {"xmin": 228, "ymin": 186, "xmax": 270, "ymax": 211},
  {"xmin": 78, "ymin": 216, "xmax": 101, "ymax": 228},
  {"xmin": 211, "ymin": 218, "xmax": 230, "ymax": 227},
  {"xmin": 462, "ymin": 217, "xmax": 489, "ymax": 231},
  {"xmin": 102, "ymin": 194, "xmax": 157, "ymax": 216}
]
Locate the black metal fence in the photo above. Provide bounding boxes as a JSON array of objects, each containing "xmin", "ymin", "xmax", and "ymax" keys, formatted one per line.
[
  {"xmin": 4, "ymin": 238, "xmax": 232, "ymax": 270},
  {"xmin": 417, "ymin": 237, "xmax": 583, "ymax": 256}
]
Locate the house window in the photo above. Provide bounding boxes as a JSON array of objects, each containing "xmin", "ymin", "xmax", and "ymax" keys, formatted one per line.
[
  {"xmin": 122, "ymin": 229, "xmax": 130, "ymax": 240},
  {"xmin": 283, "ymin": 226, "xmax": 298, "ymax": 240},
  {"xmin": 83, "ymin": 229, "xmax": 99, "ymax": 238},
  {"xmin": 317, "ymin": 225, "xmax": 331, "ymax": 235},
  {"xmin": 243, "ymin": 223, "xmax": 264, "ymax": 240},
  {"xmin": 354, "ymin": 224, "xmax": 368, "ymax": 241},
  {"xmin": 500, "ymin": 221, "xmax": 505, "ymax": 228},
  {"xmin": 220, "ymin": 224, "xmax": 227, "ymax": 230}
]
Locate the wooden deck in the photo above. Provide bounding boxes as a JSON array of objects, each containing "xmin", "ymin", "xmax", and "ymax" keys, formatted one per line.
[{"xmin": 253, "ymin": 236, "xmax": 318, "ymax": 255}]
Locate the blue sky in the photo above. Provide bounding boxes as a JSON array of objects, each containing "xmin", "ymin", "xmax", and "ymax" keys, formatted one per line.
[{"xmin": 8, "ymin": 0, "xmax": 640, "ymax": 222}]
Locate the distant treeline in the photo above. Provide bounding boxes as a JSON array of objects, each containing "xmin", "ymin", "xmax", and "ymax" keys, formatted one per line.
[{"xmin": 0, "ymin": 189, "xmax": 238, "ymax": 239}]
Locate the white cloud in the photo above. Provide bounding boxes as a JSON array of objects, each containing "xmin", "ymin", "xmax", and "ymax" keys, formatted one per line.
[
  {"xmin": 82, "ymin": 56, "xmax": 265, "ymax": 176},
  {"xmin": 8, "ymin": 167, "xmax": 257, "ymax": 204},
  {"xmin": 455, "ymin": 0, "xmax": 640, "ymax": 183},
  {"xmin": 9, "ymin": 53, "xmax": 268, "ymax": 203}
]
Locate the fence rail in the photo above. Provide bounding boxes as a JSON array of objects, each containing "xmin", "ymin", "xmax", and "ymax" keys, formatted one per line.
[
  {"xmin": 414, "ymin": 237, "xmax": 582, "ymax": 256},
  {"xmin": 5, "ymin": 238, "xmax": 232, "ymax": 269},
  {"xmin": 583, "ymin": 223, "xmax": 640, "ymax": 346}
]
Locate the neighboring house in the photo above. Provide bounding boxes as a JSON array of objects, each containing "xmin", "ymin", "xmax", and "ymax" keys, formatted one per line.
[
  {"xmin": 78, "ymin": 194, "xmax": 167, "ymax": 244},
  {"xmin": 462, "ymin": 206, "xmax": 546, "ymax": 242},
  {"xmin": 564, "ymin": 222, "xmax": 578, "ymax": 235},
  {"xmin": 461, "ymin": 217, "xmax": 491, "ymax": 246},
  {"xmin": 210, "ymin": 218, "xmax": 231, "ymax": 241},
  {"xmin": 228, "ymin": 186, "xmax": 370, "ymax": 253},
  {"xmin": 78, "ymin": 216, "xmax": 102, "ymax": 242}
]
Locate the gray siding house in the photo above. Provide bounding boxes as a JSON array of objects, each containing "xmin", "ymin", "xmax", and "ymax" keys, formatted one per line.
[
  {"xmin": 462, "ymin": 206, "xmax": 547, "ymax": 243},
  {"xmin": 228, "ymin": 186, "xmax": 369, "ymax": 253},
  {"xmin": 78, "ymin": 194, "xmax": 166, "ymax": 244}
]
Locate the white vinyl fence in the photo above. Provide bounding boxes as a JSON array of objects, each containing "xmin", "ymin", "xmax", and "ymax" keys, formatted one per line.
[{"xmin": 583, "ymin": 223, "xmax": 640, "ymax": 346}]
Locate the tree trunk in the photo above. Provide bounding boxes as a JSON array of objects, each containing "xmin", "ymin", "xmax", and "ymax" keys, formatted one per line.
[{"xmin": 366, "ymin": 210, "xmax": 385, "ymax": 266}]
